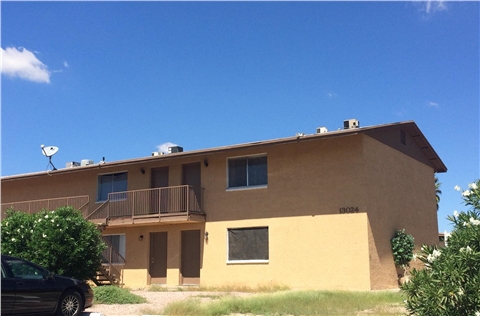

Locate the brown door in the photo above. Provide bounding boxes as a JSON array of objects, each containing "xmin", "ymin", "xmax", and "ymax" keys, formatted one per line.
[
  {"xmin": 182, "ymin": 163, "xmax": 201, "ymax": 211},
  {"xmin": 149, "ymin": 232, "xmax": 167, "ymax": 284},
  {"xmin": 180, "ymin": 230, "xmax": 201, "ymax": 285},
  {"xmin": 151, "ymin": 167, "xmax": 169, "ymax": 213}
]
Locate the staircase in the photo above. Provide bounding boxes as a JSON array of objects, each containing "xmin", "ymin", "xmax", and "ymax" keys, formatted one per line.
[{"xmin": 91, "ymin": 236, "xmax": 126, "ymax": 286}]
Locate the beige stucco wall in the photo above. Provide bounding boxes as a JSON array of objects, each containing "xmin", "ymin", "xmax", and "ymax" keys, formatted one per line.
[
  {"xmin": 102, "ymin": 214, "xmax": 370, "ymax": 290},
  {"xmin": 201, "ymin": 214, "xmax": 371, "ymax": 291},
  {"xmin": 362, "ymin": 130, "xmax": 439, "ymax": 289}
]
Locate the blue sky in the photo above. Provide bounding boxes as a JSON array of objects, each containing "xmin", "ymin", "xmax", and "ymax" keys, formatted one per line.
[{"xmin": 1, "ymin": 1, "xmax": 478, "ymax": 233}]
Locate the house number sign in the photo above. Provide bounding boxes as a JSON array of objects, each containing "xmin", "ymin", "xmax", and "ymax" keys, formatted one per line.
[{"xmin": 339, "ymin": 207, "xmax": 359, "ymax": 214}]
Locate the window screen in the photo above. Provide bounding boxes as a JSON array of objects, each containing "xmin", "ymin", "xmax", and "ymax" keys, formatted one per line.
[{"xmin": 228, "ymin": 227, "xmax": 269, "ymax": 261}]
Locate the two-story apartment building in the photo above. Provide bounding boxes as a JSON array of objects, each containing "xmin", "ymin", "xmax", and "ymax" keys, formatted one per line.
[{"xmin": 1, "ymin": 120, "xmax": 446, "ymax": 290}]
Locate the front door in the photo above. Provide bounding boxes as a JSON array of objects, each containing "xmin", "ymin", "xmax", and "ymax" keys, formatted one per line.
[
  {"xmin": 180, "ymin": 230, "xmax": 201, "ymax": 285},
  {"xmin": 151, "ymin": 167, "xmax": 169, "ymax": 214},
  {"xmin": 149, "ymin": 232, "xmax": 167, "ymax": 284},
  {"xmin": 182, "ymin": 162, "xmax": 201, "ymax": 211}
]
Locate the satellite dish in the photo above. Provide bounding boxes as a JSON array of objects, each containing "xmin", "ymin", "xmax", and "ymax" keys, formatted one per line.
[
  {"xmin": 41, "ymin": 145, "xmax": 59, "ymax": 157},
  {"xmin": 41, "ymin": 144, "xmax": 59, "ymax": 170}
]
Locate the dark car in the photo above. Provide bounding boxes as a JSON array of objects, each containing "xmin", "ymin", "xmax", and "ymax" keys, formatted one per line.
[{"xmin": 1, "ymin": 255, "xmax": 94, "ymax": 316}]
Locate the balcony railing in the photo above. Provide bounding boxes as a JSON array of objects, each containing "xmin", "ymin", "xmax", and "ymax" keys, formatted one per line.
[
  {"xmin": 1, "ymin": 195, "xmax": 90, "ymax": 218},
  {"xmin": 86, "ymin": 185, "xmax": 203, "ymax": 222}
]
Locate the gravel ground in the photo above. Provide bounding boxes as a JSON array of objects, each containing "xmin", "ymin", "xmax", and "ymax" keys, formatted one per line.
[
  {"xmin": 82, "ymin": 290, "xmax": 406, "ymax": 316},
  {"xmin": 83, "ymin": 290, "xmax": 252, "ymax": 316}
]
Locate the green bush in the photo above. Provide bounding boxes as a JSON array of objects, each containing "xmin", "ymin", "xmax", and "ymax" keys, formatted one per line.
[
  {"xmin": 401, "ymin": 180, "xmax": 480, "ymax": 315},
  {"xmin": 390, "ymin": 229, "xmax": 415, "ymax": 273},
  {"xmin": 93, "ymin": 286, "xmax": 147, "ymax": 304},
  {"xmin": 1, "ymin": 206, "xmax": 105, "ymax": 280}
]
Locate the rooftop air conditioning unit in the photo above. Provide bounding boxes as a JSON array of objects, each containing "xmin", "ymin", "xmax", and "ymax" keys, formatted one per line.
[
  {"xmin": 66, "ymin": 161, "xmax": 81, "ymax": 168},
  {"xmin": 80, "ymin": 159, "xmax": 94, "ymax": 166},
  {"xmin": 152, "ymin": 152, "xmax": 165, "ymax": 156},
  {"xmin": 344, "ymin": 119, "xmax": 360, "ymax": 130},
  {"xmin": 168, "ymin": 146, "xmax": 183, "ymax": 153},
  {"xmin": 316, "ymin": 127, "xmax": 328, "ymax": 134}
]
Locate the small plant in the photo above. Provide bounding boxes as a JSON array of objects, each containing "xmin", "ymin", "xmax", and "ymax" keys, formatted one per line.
[
  {"xmin": 93, "ymin": 286, "xmax": 147, "ymax": 304},
  {"xmin": 390, "ymin": 229, "xmax": 415, "ymax": 278}
]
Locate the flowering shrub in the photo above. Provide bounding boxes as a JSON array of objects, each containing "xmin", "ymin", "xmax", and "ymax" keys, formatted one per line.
[
  {"xmin": 1, "ymin": 206, "xmax": 105, "ymax": 280},
  {"xmin": 390, "ymin": 229, "xmax": 415, "ymax": 275},
  {"xmin": 401, "ymin": 180, "xmax": 480, "ymax": 315}
]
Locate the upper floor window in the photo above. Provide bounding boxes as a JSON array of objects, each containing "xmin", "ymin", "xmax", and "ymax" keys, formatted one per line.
[
  {"xmin": 228, "ymin": 155, "xmax": 267, "ymax": 189},
  {"xmin": 97, "ymin": 172, "xmax": 128, "ymax": 202}
]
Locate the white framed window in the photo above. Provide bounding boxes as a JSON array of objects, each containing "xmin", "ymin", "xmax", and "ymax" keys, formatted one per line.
[
  {"xmin": 103, "ymin": 234, "xmax": 126, "ymax": 264},
  {"xmin": 97, "ymin": 172, "xmax": 128, "ymax": 202},
  {"xmin": 227, "ymin": 227, "xmax": 269, "ymax": 263},
  {"xmin": 227, "ymin": 155, "xmax": 267, "ymax": 189}
]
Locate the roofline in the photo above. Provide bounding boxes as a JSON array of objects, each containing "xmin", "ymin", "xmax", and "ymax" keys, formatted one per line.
[{"xmin": 1, "ymin": 121, "xmax": 446, "ymax": 181}]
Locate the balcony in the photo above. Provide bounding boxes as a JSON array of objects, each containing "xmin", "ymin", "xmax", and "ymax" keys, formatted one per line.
[
  {"xmin": 1, "ymin": 196, "xmax": 90, "ymax": 218},
  {"xmin": 1, "ymin": 185, "xmax": 205, "ymax": 226},
  {"xmin": 87, "ymin": 185, "xmax": 205, "ymax": 226}
]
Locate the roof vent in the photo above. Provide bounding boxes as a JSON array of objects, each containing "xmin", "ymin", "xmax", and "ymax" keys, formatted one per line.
[
  {"xmin": 316, "ymin": 127, "xmax": 328, "ymax": 134},
  {"xmin": 344, "ymin": 119, "xmax": 360, "ymax": 129},
  {"xmin": 151, "ymin": 152, "xmax": 165, "ymax": 156}
]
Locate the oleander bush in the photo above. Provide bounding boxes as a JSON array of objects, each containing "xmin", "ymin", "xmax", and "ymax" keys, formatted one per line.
[
  {"xmin": 401, "ymin": 180, "xmax": 480, "ymax": 315},
  {"xmin": 1, "ymin": 206, "xmax": 105, "ymax": 280}
]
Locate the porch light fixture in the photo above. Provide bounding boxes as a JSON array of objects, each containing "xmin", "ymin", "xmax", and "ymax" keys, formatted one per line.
[
  {"xmin": 139, "ymin": 235, "xmax": 144, "ymax": 241},
  {"xmin": 204, "ymin": 159, "xmax": 209, "ymax": 167},
  {"xmin": 140, "ymin": 167, "xmax": 145, "ymax": 174},
  {"xmin": 204, "ymin": 231, "xmax": 209, "ymax": 240}
]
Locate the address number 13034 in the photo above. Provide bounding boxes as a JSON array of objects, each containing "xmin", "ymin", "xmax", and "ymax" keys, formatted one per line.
[{"xmin": 339, "ymin": 207, "xmax": 359, "ymax": 214}]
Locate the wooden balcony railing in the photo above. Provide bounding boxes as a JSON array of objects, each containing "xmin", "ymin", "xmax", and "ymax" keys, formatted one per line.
[
  {"xmin": 1, "ymin": 195, "xmax": 90, "ymax": 218},
  {"xmin": 86, "ymin": 185, "xmax": 203, "ymax": 221}
]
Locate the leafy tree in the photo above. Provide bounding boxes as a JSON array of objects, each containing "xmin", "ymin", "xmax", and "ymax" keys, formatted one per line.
[
  {"xmin": 1, "ymin": 206, "xmax": 105, "ymax": 280},
  {"xmin": 401, "ymin": 180, "xmax": 480, "ymax": 315}
]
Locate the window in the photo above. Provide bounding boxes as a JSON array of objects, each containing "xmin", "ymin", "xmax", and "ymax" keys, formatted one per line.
[
  {"xmin": 5, "ymin": 259, "xmax": 46, "ymax": 279},
  {"xmin": 97, "ymin": 172, "xmax": 128, "ymax": 202},
  {"xmin": 227, "ymin": 227, "xmax": 269, "ymax": 263},
  {"xmin": 103, "ymin": 234, "xmax": 126, "ymax": 264},
  {"xmin": 228, "ymin": 156, "xmax": 267, "ymax": 189}
]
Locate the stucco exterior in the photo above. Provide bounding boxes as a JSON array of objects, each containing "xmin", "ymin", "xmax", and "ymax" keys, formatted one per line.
[{"xmin": 1, "ymin": 121, "xmax": 446, "ymax": 290}]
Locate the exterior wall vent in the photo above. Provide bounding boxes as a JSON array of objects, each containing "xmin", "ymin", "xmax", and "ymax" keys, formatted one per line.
[
  {"xmin": 400, "ymin": 129, "xmax": 406, "ymax": 145},
  {"xmin": 168, "ymin": 146, "xmax": 183, "ymax": 153},
  {"xmin": 316, "ymin": 127, "xmax": 328, "ymax": 134},
  {"xmin": 344, "ymin": 119, "xmax": 360, "ymax": 129},
  {"xmin": 80, "ymin": 159, "xmax": 94, "ymax": 166}
]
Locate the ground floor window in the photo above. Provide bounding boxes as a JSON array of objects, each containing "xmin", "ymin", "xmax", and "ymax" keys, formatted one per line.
[
  {"xmin": 103, "ymin": 234, "xmax": 126, "ymax": 264},
  {"xmin": 227, "ymin": 227, "xmax": 269, "ymax": 263}
]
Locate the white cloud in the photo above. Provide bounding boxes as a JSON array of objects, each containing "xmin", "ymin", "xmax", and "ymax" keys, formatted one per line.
[
  {"xmin": 64, "ymin": 61, "xmax": 69, "ymax": 68},
  {"xmin": 424, "ymin": 0, "xmax": 447, "ymax": 14},
  {"xmin": 1, "ymin": 47, "xmax": 50, "ymax": 83},
  {"xmin": 427, "ymin": 101, "xmax": 440, "ymax": 107},
  {"xmin": 157, "ymin": 142, "xmax": 178, "ymax": 154}
]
